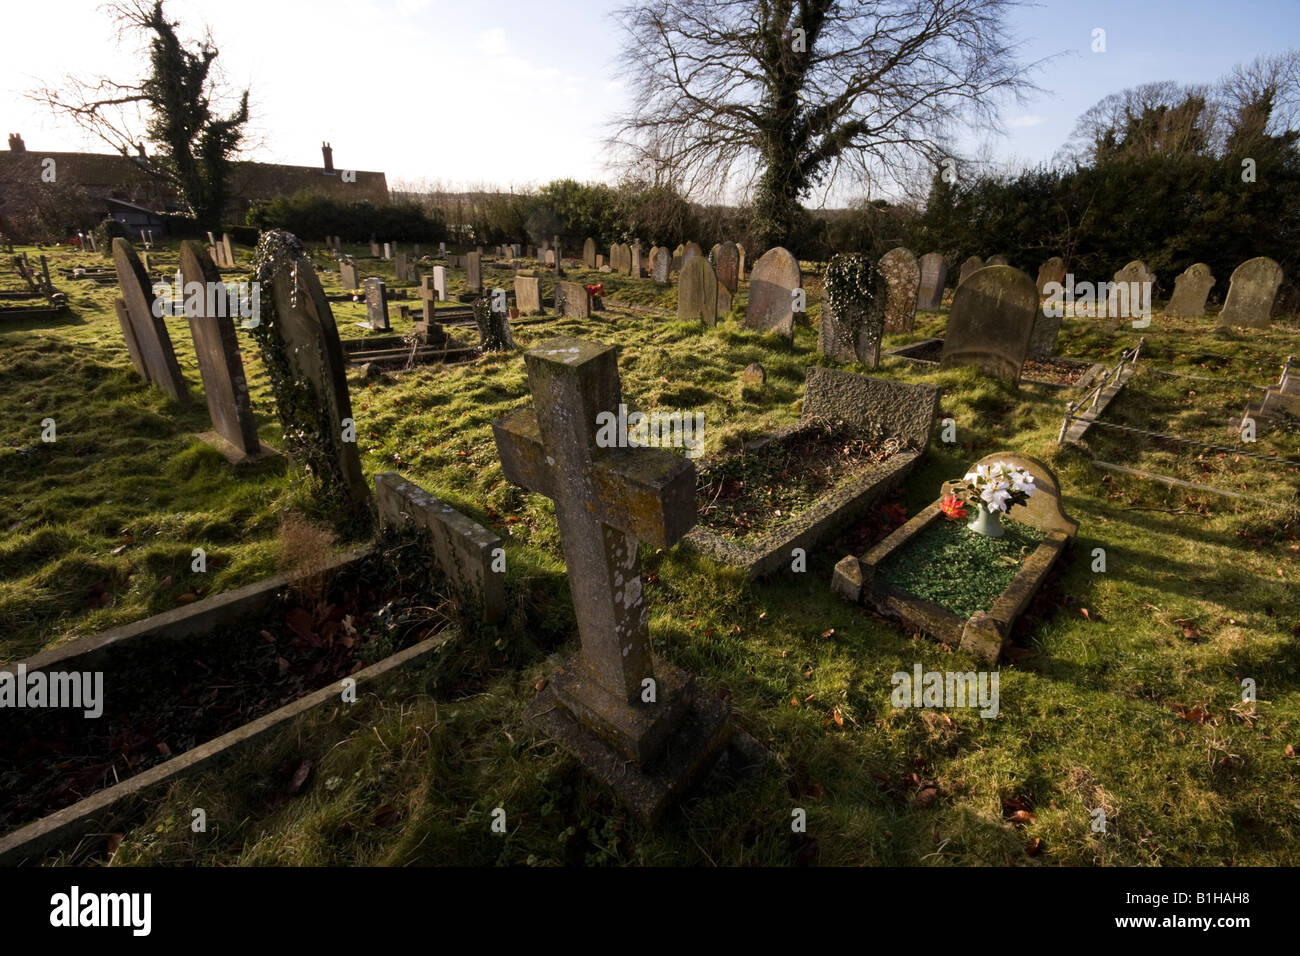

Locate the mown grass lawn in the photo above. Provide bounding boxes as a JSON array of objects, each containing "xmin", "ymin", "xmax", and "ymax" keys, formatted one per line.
[{"xmin": 3, "ymin": 240, "xmax": 1298, "ymax": 866}]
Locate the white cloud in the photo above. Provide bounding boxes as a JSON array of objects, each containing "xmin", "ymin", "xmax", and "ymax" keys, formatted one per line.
[{"xmin": 477, "ymin": 28, "xmax": 509, "ymax": 57}]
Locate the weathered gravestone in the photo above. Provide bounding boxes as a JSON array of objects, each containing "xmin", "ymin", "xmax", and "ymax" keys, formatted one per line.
[
  {"xmin": 113, "ymin": 297, "xmax": 149, "ymax": 382},
  {"xmin": 677, "ymin": 256, "xmax": 719, "ymax": 326},
  {"xmin": 1114, "ymin": 260, "xmax": 1154, "ymax": 286},
  {"xmin": 915, "ymin": 253, "xmax": 948, "ymax": 311},
  {"xmin": 819, "ymin": 252, "xmax": 886, "ymax": 366},
  {"xmin": 878, "ymin": 247, "xmax": 920, "ymax": 333},
  {"xmin": 112, "ymin": 238, "xmax": 189, "ymax": 404},
  {"xmin": 583, "ymin": 237, "xmax": 596, "ymax": 269},
  {"xmin": 596, "ymin": 255, "xmax": 605, "ymax": 269},
  {"xmin": 492, "ymin": 337, "xmax": 735, "ymax": 822},
  {"xmin": 1036, "ymin": 256, "xmax": 1065, "ymax": 297},
  {"xmin": 466, "ymin": 251, "xmax": 482, "ymax": 292},
  {"xmin": 363, "ymin": 277, "xmax": 391, "ymax": 330},
  {"xmin": 514, "ymin": 273, "xmax": 543, "ymax": 314},
  {"xmin": 382, "ymin": 242, "xmax": 391, "ymax": 260},
  {"xmin": 475, "ymin": 294, "xmax": 515, "ymax": 352},
  {"xmin": 374, "ymin": 473, "xmax": 505, "ymax": 623},
  {"xmin": 671, "ymin": 244, "xmax": 684, "ymax": 272},
  {"xmin": 432, "ymin": 265, "xmax": 447, "ymax": 301},
  {"xmin": 176, "ymin": 241, "xmax": 276, "ymax": 464},
  {"xmin": 1164, "ymin": 263, "xmax": 1215, "ymax": 319},
  {"xmin": 419, "ymin": 276, "xmax": 439, "ymax": 322},
  {"xmin": 682, "ymin": 242, "xmax": 704, "ymax": 269},
  {"xmin": 940, "ymin": 265, "xmax": 1037, "ymax": 385},
  {"xmin": 987, "ymin": 254, "xmax": 1010, "ymax": 266},
  {"xmin": 1028, "ymin": 302, "xmax": 1062, "ymax": 358},
  {"xmin": 631, "ymin": 241, "xmax": 643, "ymax": 278},
  {"xmin": 744, "ymin": 246, "xmax": 801, "ymax": 341},
  {"xmin": 1217, "ymin": 257, "xmax": 1283, "ymax": 328},
  {"xmin": 370, "ymin": 240, "xmax": 380, "ymax": 257},
  {"xmin": 339, "ymin": 258, "xmax": 359, "ymax": 290},
  {"xmin": 393, "ymin": 252, "xmax": 409, "ymax": 282},
  {"xmin": 714, "ymin": 241, "xmax": 739, "ymax": 294},
  {"xmin": 555, "ymin": 280, "xmax": 591, "ymax": 319},
  {"xmin": 220, "ymin": 234, "xmax": 235, "ymax": 269},
  {"xmin": 958, "ymin": 256, "xmax": 985, "ymax": 287},
  {"xmin": 651, "ymin": 247, "xmax": 669, "ymax": 284},
  {"xmin": 252, "ymin": 231, "xmax": 369, "ymax": 515},
  {"xmin": 736, "ymin": 243, "xmax": 745, "ymax": 281}
]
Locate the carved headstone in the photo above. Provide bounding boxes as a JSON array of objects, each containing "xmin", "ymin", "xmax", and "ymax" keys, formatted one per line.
[
  {"xmin": 714, "ymin": 241, "xmax": 739, "ymax": 294},
  {"xmin": 1217, "ymin": 257, "xmax": 1283, "ymax": 328},
  {"xmin": 1165, "ymin": 263, "xmax": 1215, "ymax": 319},
  {"xmin": 466, "ymin": 251, "xmax": 482, "ymax": 292},
  {"xmin": 677, "ymin": 256, "xmax": 719, "ymax": 326},
  {"xmin": 111, "ymin": 238, "xmax": 189, "ymax": 404},
  {"xmin": 178, "ymin": 241, "xmax": 274, "ymax": 463},
  {"xmin": 878, "ymin": 247, "xmax": 920, "ymax": 334},
  {"xmin": 583, "ymin": 237, "xmax": 597, "ymax": 269},
  {"xmin": 555, "ymin": 280, "xmax": 591, "ymax": 319},
  {"xmin": 916, "ymin": 253, "xmax": 948, "ymax": 311},
  {"xmin": 958, "ymin": 256, "xmax": 985, "ymax": 287},
  {"xmin": 363, "ymin": 277, "xmax": 391, "ymax": 330},
  {"xmin": 743, "ymin": 246, "xmax": 801, "ymax": 341},
  {"xmin": 339, "ymin": 258, "xmax": 359, "ymax": 290},
  {"xmin": 940, "ymin": 265, "xmax": 1037, "ymax": 385},
  {"xmin": 1035, "ymin": 257, "xmax": 1065, "ymax": 297},
  {"xmin": 515, "ymin": 273, "xmax": 543, "ymax": 315}
]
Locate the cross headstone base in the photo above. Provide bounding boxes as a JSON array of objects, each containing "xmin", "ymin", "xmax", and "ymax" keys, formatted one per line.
[
  {"xmin": 196, "ymin": 430, "xmax": 282, "ymax": 467},
  {"xmin": 527, "ymin": 657, "xmax": 736, "ymax": 824}
]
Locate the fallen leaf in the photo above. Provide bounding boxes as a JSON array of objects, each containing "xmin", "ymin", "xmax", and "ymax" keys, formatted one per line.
[
  {"xmin": 832, "ymin": 707, "xmax": 844, "ymax": 727},
  {"xmin": 1027, "ymin": 837, "xmax": 1045, "ymax": 857},
  {"xmin": 1009, "ymin": 809, "xmax": 1036, "ymax": 825},
  {"xmin": 1286, "ymin": 744, "xmax": 1295, "ymax": 758},
  {"xmin": 534, "ymin": 678, "xmax": 548, "ymax": 692},
  {"xmin": 790, "ymin": 697, "xmax": 800, "ymax": 707},
  {"xmin": 1081, "ymin": 607, "xmax": 1091, "ymax": 620},
  {"xmin": 914, "ymin": 787, "xmax": 938, "ymax": 808},
  {"xmin": 156, "ymin": 742, "xmax": 171, "ymax": 757},
  {"xmin": 821, "ymin": 628, "xmax": 835, "ymax": 638},
  {"xmin": 174, "ymin": 592, "xmax": 198, "ymax": 605},
  {"xmin": 374, "ymin": 805, "xmax": 399, "ymax": 827}
]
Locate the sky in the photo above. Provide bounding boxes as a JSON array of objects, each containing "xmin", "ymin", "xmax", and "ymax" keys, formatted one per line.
[{"xmin": 4, "ymin": 0, "xmax": 1300, "ymax": 205}]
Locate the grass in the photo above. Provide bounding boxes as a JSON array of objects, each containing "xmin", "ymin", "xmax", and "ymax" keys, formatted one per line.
[
  {"xmin": 3, "ymin": 240, "xmax": 1299, "ymax": 866},
  {"xmin": 877, "ymin": 515, "xmax": 1047, "ymax": 620}
]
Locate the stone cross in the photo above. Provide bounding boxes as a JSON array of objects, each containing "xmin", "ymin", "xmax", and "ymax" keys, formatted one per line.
[
  {"xmin": 492, "ymin": 338, "xmax": 733, "ymax": 820},
  {"xmin": 493, "ymin": 337, "xmax": 696, "ymax": 701}
]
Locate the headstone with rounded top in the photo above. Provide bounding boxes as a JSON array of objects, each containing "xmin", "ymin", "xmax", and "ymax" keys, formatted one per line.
[
  {"xmin": 583, "ymin": 237, "xmax": 596, "ymax": 269},
  {"xmin": 878, "ymin": 246, "xmax": 920, "ymax": 334},
  {"xmin": 743, "ymin": 246, "xmax": 801, "ymax": 342},
  {"xmin": 819, "ymin": 252, "xmax": 886, "ymax": 366},
  {"xmin": 1164, "ymin": 263, "xmax": 1215, "ymax": 319},
  {"xmin": 940, "ymin": 265, "xmax": 1037, "ymax": 385},
  {"xmin": 651, "ymin": 248, "xmax": 669, "ymax": 284},
  {"xmin": 363, "ymin": 277, "xmax": 391, "ymax": 330},
  {"xmin": 714, "ymin": 241, "xmax": 740, "ymax": 293},
  {"xmin": 916, "ymin": 252, "xmax": 948, "ymax": 311},
  {"xmin": 515, "ymin": 274, "xmax": 543, "ymax": 315},
  {"xmin": 1217, "ymin": 257, "xmax": 1282, "ymax": 328},
  {"xmin": 1035, "ymin": 257, "xmax": 1065, "ymax": 297},
  {"xmin": 677, "ymin": 257, "xmax": 719, "ymax": 326},
  {"xmin": 958, "ymin": 256, "xmax": 984, "ymax": 287}
]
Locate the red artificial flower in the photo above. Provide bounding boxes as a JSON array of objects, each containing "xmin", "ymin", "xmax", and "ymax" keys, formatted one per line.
[
  {"xmin": 939, "ymin": 494, "xmax": 968, "ymax": 520},
  {"xmin": 586, "ymin": 283, "xmax": 605, "ymax": 297}
]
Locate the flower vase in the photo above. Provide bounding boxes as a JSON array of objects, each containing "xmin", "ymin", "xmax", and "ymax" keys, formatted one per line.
[{"xmin": 967, "ymin": 503, "xmax": 1005, "ymax": 538}]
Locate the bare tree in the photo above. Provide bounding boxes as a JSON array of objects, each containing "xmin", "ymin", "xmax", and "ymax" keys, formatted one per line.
[
  {"xmin": 610, "ymin": 0, "xmax": 1042, "ymax": 248},
  {"xmin": 1219, "ymin": 50, "xmax": 1300, "ymax": 149},
  {"xmin": 28, "ymin": 0, "xmax": 249, "ymax": 229},
  {"xmin": 1057, "ymin": 81, "xmax": 1219, "ymax": 166}
]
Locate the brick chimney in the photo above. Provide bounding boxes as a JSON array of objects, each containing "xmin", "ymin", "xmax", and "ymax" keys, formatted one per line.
[
  {"xmin": 322, "ymin": 141, "xmax": 334, "ymax": 174},
  {"xmin": 8, "ymin": 133, "xmax": 25, "ymax": 152}
]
